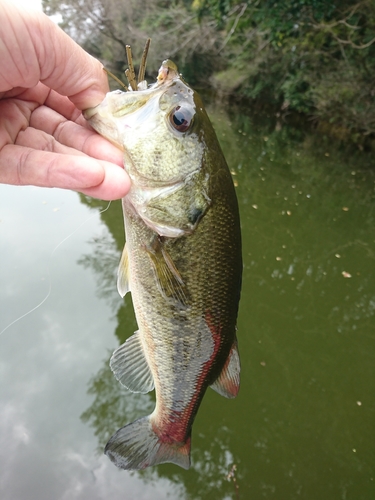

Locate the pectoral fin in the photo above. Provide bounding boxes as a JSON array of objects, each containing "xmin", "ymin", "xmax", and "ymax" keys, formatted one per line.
[
  {"xmin": 110, "ymin": 330, "xmax": 154, "ymax": 394},
  {"xmin": 146, "ymin": 238, "xmax": 189, "ymax": 307},
  {"xmin": 210, "ymin": 340, "xmax": 240, "ymax": 398},
  {"xmin": 117, "ymin": 244, "xmax": 130, "ymax": 298}
]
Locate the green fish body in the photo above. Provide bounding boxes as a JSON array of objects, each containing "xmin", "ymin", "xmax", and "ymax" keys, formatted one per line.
[{"xmin": 84, "ymin": 61, "xmax": 242, "ymax": 470}]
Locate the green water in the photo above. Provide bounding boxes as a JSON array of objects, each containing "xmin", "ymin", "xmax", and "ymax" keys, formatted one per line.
[{"xmin": 1, "ymin": 105, "xmax": 374, "ymax": 499}]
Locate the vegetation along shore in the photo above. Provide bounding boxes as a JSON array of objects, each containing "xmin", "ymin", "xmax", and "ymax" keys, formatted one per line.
[{"xmin": 43, "ymin": 0, "xmax": 375, "ymax": 149}]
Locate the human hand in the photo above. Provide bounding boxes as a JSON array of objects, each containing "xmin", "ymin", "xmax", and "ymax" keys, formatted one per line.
[{"xmin": 0, "ymin": 1, "xmax": 130, "ymax": 200}]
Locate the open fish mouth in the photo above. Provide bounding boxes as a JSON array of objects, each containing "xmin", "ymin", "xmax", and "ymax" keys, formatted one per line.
[
  {"xmin": 83, "ymin": 40, "xmax": 194, "ymax": 153},
  {"xmin": 83, "ymin": 39, "xmax": 157, "ymax": 124},
  {"xmin": 84, "ymin": 41, "xmax": 199, "ymax": 186},
  {"xmin": 84, "ymin": 39, "xmax": 179, "ymax": 120}
]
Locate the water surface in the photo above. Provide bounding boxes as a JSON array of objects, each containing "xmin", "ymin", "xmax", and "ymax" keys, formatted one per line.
[{"xmin": 1, "ymin": 106, "xmax": 374, "ymax": 499}]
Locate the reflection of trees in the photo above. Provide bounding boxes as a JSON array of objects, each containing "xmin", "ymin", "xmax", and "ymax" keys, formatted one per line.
[
  {"xmin": 78, "ymin": 231, "xmax": 121, "ymax": 311},
  {"xmin": 80, "ymin": 337, "xmax": 242, "ymax": 497},
  {"xmin": 76, "ymin": 106, "xmax": 375, "ymax": 498},
  {"xmin": 78, "ymin": 197, "xmax": 124, "ymax": 252},
  {"xmin": 77, "ymin": 198, "xmax": 125, "ymax": 312},
  {"xmin": 78, "ymin": 199, "xmax": 242, "ymax": 498},
  {"xmin": 80, "ymin": 325, "xmax": 154, "ymax": 452}
]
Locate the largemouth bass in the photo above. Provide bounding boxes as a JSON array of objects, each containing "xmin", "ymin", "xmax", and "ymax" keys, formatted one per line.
[{"xmin": 84, "ymin": 50, "xmax": 242, "ymax": 470}]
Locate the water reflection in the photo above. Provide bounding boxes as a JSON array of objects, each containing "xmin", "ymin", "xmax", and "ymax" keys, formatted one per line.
[
  {"xmin": 78, "ymin": 231, "xmax": 121, "ymax": 312},
  {"xmin": 75, "ymin": 102, "xmax": 375, "ymax": 499},
  {"xmin": 80, "ymin": 338, "xmax": 154, "ymax": 452},
  {"xmin": 78, "ymin": 185, "xmax": 243, "ymax": 496},
  {"xmin": 80, "ymin": 338, "xmax": 241, "ymax": 498}
]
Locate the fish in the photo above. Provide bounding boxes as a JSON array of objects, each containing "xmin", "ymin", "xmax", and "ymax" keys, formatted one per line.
[{"xmin": 84, "ymin": 44, "xmax": 242, "ymax": 470}]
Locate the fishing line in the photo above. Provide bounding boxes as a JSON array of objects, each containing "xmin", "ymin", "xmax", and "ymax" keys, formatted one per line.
[{"xmin": 0, "ymin": 200, "xmax": 112, "ymax": 337}]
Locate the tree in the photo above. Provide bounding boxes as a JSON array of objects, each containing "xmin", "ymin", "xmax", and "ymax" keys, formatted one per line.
[{"xmin": 43, "ymin": 0, "xmax": 224, "ymax": 85}]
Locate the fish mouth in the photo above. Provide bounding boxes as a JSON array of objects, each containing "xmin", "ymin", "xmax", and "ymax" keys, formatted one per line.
[
  {"xmin": 83, "ymin": 84, "xmax": 165, "ymax": 121},
  {"xmin": 84, "ymin": 40, "xmax": 191, "ymax": 147},
  {"xmin": 83, "ymin": 84, "xmax": 166, "ymax": 152},
  {"xmin": 83, "ymin": 43, "xmax": 198, "ymax": 186},
  {"xmin": 84, "ymin": 39, "xmax": 172, "ymax": 123},
  {"xmin": 84, "ymin": 76, "xmax": 195, "ymax": 152},
  {"xmin": 84, "ymin": 40, "xmax": 179, "ymax": 122}
]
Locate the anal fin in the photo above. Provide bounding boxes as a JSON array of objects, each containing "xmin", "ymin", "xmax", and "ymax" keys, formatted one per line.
[
  {"xmin": 210, "ymin": 339, "xmax": 240, "ymax": 399},
  {"xmin": 110, "ymin": 331, "xmax": 154, "ymax": 394}
]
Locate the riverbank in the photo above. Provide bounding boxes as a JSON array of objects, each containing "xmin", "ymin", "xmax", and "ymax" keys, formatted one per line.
[{"xmin": 43, "ymin": 0, "xmax": 375, "ymax": 149}]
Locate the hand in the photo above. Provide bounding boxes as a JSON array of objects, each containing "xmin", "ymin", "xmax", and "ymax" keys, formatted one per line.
[{"xmin": 0, "ymin": 1, "xmax": 130, "ymax": 200}]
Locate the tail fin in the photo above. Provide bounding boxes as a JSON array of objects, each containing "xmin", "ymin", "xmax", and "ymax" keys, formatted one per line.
[{"xmin": 105, "ymin": 416, "xmax": 191, "ymax": 470}]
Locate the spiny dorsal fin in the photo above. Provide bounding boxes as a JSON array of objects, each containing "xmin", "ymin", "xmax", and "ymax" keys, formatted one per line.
[
  {"xmin": 110, "ymin": 331, "xmax": 154, "ymax": 394},
  {"xmin": 117, "ymin": 243, "xmax": 130, "ymax": 298},
  {"xmin": 210, "ymin": 339, "xmax": 240, "ymax": 399}
]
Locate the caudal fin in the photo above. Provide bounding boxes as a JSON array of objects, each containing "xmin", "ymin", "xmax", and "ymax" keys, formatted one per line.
[{"xmin": 105, "ymin": 416, "xmax": 191, "ymax": 470}]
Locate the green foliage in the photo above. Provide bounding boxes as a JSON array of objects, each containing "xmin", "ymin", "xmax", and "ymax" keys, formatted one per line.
[
  {"xmin": 42, "ymin": 0, "xmax": 375, "ymax": 141},
  {"xmin": 43, "ymin": 0, "xmax": 223, "ymax": 85},
  {"xmin": 208, "ymin": 0, "xmax": 375, "ymax": 138}
]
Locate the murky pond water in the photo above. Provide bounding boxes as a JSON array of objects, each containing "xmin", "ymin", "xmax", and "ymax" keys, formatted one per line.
[{"xmin": 1, "ymin": 104, "xmax": 374, "ymax": 500}]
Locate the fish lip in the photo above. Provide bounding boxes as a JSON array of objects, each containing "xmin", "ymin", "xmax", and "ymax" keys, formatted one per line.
[
  {"xmin": 157, "ymin": 59, "xmax": 179, "ymax": 84},
  {"xmin": 84, "ymin": 70, "xmax": 192, "ymax": 123},
  {"xmin": 83, "ymin": 82, "xmax": 166, "ymax": 122}
]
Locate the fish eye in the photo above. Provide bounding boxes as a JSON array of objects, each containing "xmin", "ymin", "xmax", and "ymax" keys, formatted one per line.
[{"xmin": 169, "ymin": 106, "xmax": 194, "ymax": 132}]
